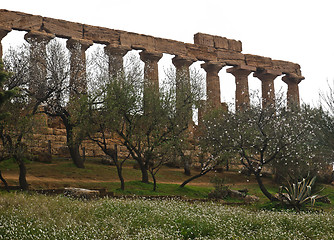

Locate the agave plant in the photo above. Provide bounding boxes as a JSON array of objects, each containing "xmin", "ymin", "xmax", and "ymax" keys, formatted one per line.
[{"xmin": 278, "ymin": 176, "xmax": 322, "ymax": 210}]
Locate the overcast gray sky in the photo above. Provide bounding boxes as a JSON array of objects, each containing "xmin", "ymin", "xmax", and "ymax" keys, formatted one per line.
[{"xmin": 1, "ymin": 0, "xmax": 334, "ymax": 106}]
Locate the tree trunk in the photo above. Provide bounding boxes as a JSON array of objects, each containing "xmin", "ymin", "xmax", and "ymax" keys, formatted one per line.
[
  {"xmin": 68, "ymin": 144, "xmax": 85, "ymax": 168},
  {"xmin": 113, "ymin": 145, "xmax": 125, "ymax": 190},
  {"xmin": 116, "ymin": 165, "xmax": 125, "ymax": 190},
  {"xmin": 183, "ymin": 156, "xmax": 191, "ymax": 176},
  {"xmin": 63, "ymin": 115, "xmax": 84, "ymax": 168},
  {"xmin": 149, "ymin": 170, "xmax": 157, "ymax": 191},
  {"xmin": 254, "ymin": 172, "xmax": 278, "ymax": 202},
  {"xmin": 136, "ymin": 159, "xmax": 149, "ymax": 183},
  {"xmin": 0, "ymin": 170, "xmax": 9, "ymax": 192},
  {"xmin": 140, "ymin": 165, "xmax": 149, "ymax": 183},
  {"xmin": 17, "ymin": 158, "xmax": 28, "ymax": 190},
  {"xmin": 180, "ymin": 170, "xmax": 210, "ymax": 188}
]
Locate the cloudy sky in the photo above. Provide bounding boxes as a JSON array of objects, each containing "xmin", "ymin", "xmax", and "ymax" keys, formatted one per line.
[{"xmin": 1, "ymin": 0, "xmax": 333, "ymax": 106}]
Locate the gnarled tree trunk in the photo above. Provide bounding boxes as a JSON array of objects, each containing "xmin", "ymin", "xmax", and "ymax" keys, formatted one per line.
[
  {"xmin": 16, "ymin": 157, "xmax": 28, "ymax": 190},
  {"xmin": 0, "ymin": 170, "xmax": 9, "ymax": 192},
  {"xmin": 254, "ymin": 172, "xmax": 278, "ymax": 202},
  {"xmin": 68, "ymin": 143, "xmax": 84, "ymax": 168},
  {"xmin": 63, "ymin": 117, "xmax": 85, "ymax": 168}
]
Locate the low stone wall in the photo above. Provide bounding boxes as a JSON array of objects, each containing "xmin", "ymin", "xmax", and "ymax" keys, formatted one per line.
[{"xmin": 27, "ymin": 114, "xmax": 130, "ymax": 158}]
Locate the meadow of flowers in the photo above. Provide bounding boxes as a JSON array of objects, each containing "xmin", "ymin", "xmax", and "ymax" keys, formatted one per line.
[{"xmin": 0, "ymin": 192, "xmax": 333, "ymax": 239}]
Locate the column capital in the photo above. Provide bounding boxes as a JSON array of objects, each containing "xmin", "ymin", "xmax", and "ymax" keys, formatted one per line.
[
  {"xmin": 254, "ymin": 69, "xmax": 281, "ymax": 108},
  {"xmin": 172, "ymin": 55, "xmax": 196, "ymax": 68},
  {"xmin": 66, "ymin": 38, "xmax": 93, "ymax": 52},
  {"xmin": 253, "ymin": 69, "xmax": 282, "ymax": 80},
  {"xmin": 282, "ymin": 73, "xmax": 304, "ymax": 107},
  {"xmin": 201, "ymin": 61, "xmax": 225, "ymax": 73},
  {"xmin": 24, "ymin": 31, "xmax": 55, "ymax": 44},
  {"xmin": 226, "ymin": 64, "xmax": 256, "ymax": 76},
  {"xmin": 139, "ymin": 50, "xmax": 163, "ymax": 63},
  {"xmin": 104, "ymin": 43, "xmax": 130, "ymax": 56},
  {"xmin": 282, "ymin": 73, "xmax": 305, "ymax": 84}
]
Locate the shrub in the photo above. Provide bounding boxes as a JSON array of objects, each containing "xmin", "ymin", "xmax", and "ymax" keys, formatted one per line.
[{"xmin": 278, "ymin": 176, "xmax": 323, "ymax": 210}]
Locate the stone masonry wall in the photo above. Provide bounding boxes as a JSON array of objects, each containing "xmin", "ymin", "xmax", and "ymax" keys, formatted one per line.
[{"xmin": 28, "ymin": 113, "xmax": 130, "ymax": 158}]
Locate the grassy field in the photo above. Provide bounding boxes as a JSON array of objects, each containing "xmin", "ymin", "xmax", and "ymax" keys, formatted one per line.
[
  {"xmin": 0, "ymin": 157, "xmax": 333, "ymax": 204},
  {"xmin": 0, "ymin": 192, "xmax": 334, "ymax": 240},
  {"xmin": 1, "ymin": 157, "xmax": 334, "ymax": 239},
  {"xmin": 0, "ymin": 157, "xmax": 272, "ymax": 198}
]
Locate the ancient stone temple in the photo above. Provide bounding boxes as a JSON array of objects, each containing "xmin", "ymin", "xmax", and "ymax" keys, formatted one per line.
[{"xmin": 0, "ymin": 9, "xmax": 305, "ymax": 156}]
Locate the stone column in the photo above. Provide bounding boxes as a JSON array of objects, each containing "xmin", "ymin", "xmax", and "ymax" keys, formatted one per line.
[
  {"xmin": 139, "ymin": 50, "xmax": 163, "ymax": 91},
  {"xmin": 139, "ymin": 50, "xmax": 162, "ymax": 115},
  {"xmin": 0, "ymin": 26, "xmax": 11, "ymax": 59},
  {"xmin": 66, "ymin": 38, "xmax": 93, "ymax": 96},
  {"xmin": 201, "ymin": 61, "xmax": 225, "ymax": 110},
  {"xmin": 104, "ymin": 44, "xmax": 130, "ymax": 80},
  {"xmin": 282, "ymin": 73, "xmax": 304, "ymax": 107},
  {"xmin": 253, "ymin": 69, "xmax": 281, "ymax": 108},
  {"xmin": 24, "ymin": 31, "xmax": 55, "ymax": 96},
  {"xmin": 227, "ymin": 65, "xmax": 256, "ymax": 111},
  {"xmin": 172, "ymin": 55, "xmax": 196, "ymax": 129}
]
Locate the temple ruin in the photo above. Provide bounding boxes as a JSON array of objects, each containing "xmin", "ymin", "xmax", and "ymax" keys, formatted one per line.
[
  {"xmin": 0, "ymin": 9, "xmax": 305, "ymax": 157},
  {"xmin": 0, "ymin": 9, "xmax": 304, "ymax": 109}
]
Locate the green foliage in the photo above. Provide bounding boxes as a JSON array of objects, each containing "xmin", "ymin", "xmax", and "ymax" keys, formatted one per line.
[
  {"xmin": 279, "ymin": 176, "xmax": 323, "ymax": 210},
  {"xmin": 83, "ymin": 51, "xmax": 204, "ymax": 186},
  {"xmin": 0, "ymin": 59, "xmax": 16, "ymax": 121},
  {"xmin": 201, "ymin": 97, "xmax": 331, "ymax": 201},
  {"xmin": 208, "ymin": 176, "xmax": 229, "ymax": 199}
]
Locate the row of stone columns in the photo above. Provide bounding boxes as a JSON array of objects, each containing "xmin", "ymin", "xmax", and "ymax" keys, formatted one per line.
[
  {"xmin": 0, "ymin": 29, "xmax": 303, "ymax": 114},
  {"xmin": 202, "ymin": 61, "xmax": 303, "ymax": 111}
]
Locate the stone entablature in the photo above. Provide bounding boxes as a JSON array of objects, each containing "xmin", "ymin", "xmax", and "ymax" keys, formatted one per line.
[
  {"xmin": 0, "ymin": 9, "xmax": 302, "ymax": 76},
  {"xmin": 0, "ymin": 9, "xmax": 304, "ymax": 110}
]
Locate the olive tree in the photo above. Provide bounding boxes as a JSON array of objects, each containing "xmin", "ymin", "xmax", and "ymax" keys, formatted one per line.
[
  {"xmin": 0, "ymin": 46, "xmax": 40, "ymax": 190},
  {"xmin": 82, "ymin": 51, "xmax": 203, "ymax": 189},
  {"xmin": 201, "ymin": 97, "xmax": 328, "ymax": 201},
  {"xmin": 0, "ymin": 59, "xmax": 16, "ymax": 190}
]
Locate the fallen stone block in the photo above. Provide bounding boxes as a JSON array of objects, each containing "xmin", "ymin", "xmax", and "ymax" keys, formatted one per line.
[
  {"xmin": 244, "ymin": 195, "xmax": 260, "ymax": 203},
  {"xmin": 64, "ymin": 187, "xmax": 100, "ymax": 199}
]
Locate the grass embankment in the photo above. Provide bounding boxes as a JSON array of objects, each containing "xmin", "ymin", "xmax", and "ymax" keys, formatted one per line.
[
  {"xmin": 0, "ymin": 157, "xmax": 333, "ymax": 205},
  {"xmin": 0, "ymin": 192, "xmax": 334, "ymax": 240},
  {"xmin": 0, "ymin": 157, "xmax": 271, "ymax": 199}
]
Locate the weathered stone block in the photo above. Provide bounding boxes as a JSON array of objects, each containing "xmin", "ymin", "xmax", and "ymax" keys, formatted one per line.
[
  {"xmin": 54, "ymin": 135, "xmax": 66, "ymax": 143},
  {"xmin": 39, "ymin": 127, "xmax": 54, "ymax": 135},
  {"xmin": 228, "ymin": 39, "xmax": 242, "ymax": 52},
  {"xmin": 83, "ymin": 25, "xmax": 119, "ymax": 44},
  {"xmin": 216, "ymin": 49, "xmax": 245, "ymax": 66},
  {"xmin": 31, "ymin": 151, "xmax": 52, "ymax": 163},
  {"xmin": 42, "ymin": 17, "xmax": 83, "ymax": 39},
  {"xmin": 54, "ymin": 146, "xmax": 70, "ymax": 157},
  {"xmin": 245, "ymin": 54, "xmax": 272, "ymax": 68},
  {"xmin": 53, "ymin": 128, "xmax": 66, "ymax": 136},
  {"xmin": 32, "ymin": 134, "xmax": 47, "ymax": 141},
  {"xmin": 155, "ymin": 38, "xmax": 187, "ymax": 55},
  {"xmin": 194, "ymin": 33, "xmax": 214, "ymax": 47},
  {"xmin": 272, "ymin": 60, "xmax": 301, "ymax": 75},
  {"xmin": 47, "ymin": 116, "xmax": 64, "ymax": 129},
  {"xmin": 244, "ymin": 195, "xmax": 260, "ymax": 203},
  {"xmin": 64, "ymin": 187, "xmax": 100, "ymax": 199},
  {"xmin": 0, "ymin": 9, "xmax": 42, "ymax": 31},
  {"xmin": 213, "ymin": 36, "xmax": 228, "ymax": 49},
  {"xmin": 185, "ymin": 43, "xmax": 217, "ymax": 61},
  {"xmin": 119, "ymin": 31, "xmax": 156, "ymax": 50},
  {"xmin": 0, "ymin": 25, "xmax": 11, "ymax": 38},
  {"xmin": 216, "ymin": 50, "xmax": 244, "ymax": 60}
]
